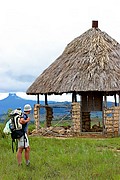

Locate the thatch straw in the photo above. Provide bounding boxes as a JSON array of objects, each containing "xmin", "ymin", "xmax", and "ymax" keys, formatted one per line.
[{"xmin": 26, "ymin": 27, "xmax": 120, "ymax": 95}]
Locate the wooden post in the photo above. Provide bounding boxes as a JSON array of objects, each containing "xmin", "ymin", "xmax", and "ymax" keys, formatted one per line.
[
  {"xmin": 104, "ymin": 94, "xmax": 107, "ymax": 108},
  {"xmin": 45, "ymin": 94, "xmax": 48, "ymax": 105},
  {"xmin": 37, "ymin": 94, "xmax": 39, "ymax": 104},
  {"xmin": 114, "ymin": 94, "xmax": 117, "ymax": 106},
  {"xmin": 119, "ymin": 94, "xmax": 120, "ymax": 106},
  {"xmin": 72, "ymin": 92, "xmax": 77, "ymax": 102}
]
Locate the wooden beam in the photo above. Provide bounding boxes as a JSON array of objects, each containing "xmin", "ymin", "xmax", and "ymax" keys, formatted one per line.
[{"xmin": 72, "ymin": 92, "xmax": 77, "ymax": 102}]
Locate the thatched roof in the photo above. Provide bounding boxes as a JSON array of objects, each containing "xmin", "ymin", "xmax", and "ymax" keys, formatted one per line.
[{"xmin": 27, "ymin": 23, "xmax": 120, "ymax": 95}]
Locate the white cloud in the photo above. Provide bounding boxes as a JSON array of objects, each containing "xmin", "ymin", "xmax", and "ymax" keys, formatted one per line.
[
  {"xmin": 16, "ymin": 92, "xmax": 72, "ymax": 102},
  {"xmin": 0, "ymin": 93, "xmax": 9, "ymax": 100},
  {"xmin": 0, "ymin": 0, "xmax": 120, "ymax": 95}
]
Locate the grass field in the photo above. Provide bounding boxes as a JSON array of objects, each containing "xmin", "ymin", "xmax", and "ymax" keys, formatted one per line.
[{"xmin": 1, "ymin": 123, "xmax": 120, "ymax": 180}]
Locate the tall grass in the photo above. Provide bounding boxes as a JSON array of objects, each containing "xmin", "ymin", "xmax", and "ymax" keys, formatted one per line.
[{"xmin": 0, "ymin": 123, "xmax": 120, "ymax": 179}]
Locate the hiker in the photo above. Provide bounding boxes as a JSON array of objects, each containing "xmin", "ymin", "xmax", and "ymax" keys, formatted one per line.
[{"xmin": 16, "ymin": 104, "xmax": 32, "ymax": 166}]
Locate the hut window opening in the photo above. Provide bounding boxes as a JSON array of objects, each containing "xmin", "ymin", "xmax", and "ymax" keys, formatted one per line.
[
  {"xmin": 90, "ymin": 111, "xmax": 103, "ymax": 132},
  {"xmin": 51, "ymin": 105, "xmax": 72, "ymax": 128},
  {"xmin": 35, "ymin": 103, "xmax": 72, "ymax": 134}
]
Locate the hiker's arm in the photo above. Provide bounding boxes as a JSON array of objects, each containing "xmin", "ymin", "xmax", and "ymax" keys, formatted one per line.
[{"xmin": 19, "ymin": 117, "xmax": 30, "ymax": 124}]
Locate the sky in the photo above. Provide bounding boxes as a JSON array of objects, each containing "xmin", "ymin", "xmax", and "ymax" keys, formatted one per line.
[{"xmin": 0, "ymin": 0, "xmax": 120, "ymax": 102}]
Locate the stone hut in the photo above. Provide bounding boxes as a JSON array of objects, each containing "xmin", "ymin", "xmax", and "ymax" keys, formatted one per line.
[{"xmin": 26, "ymin": 21, "xmax": 120, "ymax": 137}]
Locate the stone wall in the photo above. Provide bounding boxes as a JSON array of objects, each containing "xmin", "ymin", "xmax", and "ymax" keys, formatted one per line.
[
  {"xmin": 103, "ymin": 106, "xmax": 120, "ymax": 137},
  {"xmin": 34, "ymin": 104, "xmax": 40, "ymax": 132},
  {"xmin": 45, "ymin": 106, "xmax": 53, "ymax": 127},
  {"xmin": 72, "ymin": 102, "xmax": 81, "ymax": 134},
  {"xmin": 82, "ymin": 112, "xmax": 91, "ymax": 132}
]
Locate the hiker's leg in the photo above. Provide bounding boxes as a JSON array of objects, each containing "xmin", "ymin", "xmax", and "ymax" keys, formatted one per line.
[
  {"xmin": 24, "ymin": 134, "xmax": 30, "ymax": 161},
  {"xmin": 25, "ymin": 146, "xmax": 30, "ymax": 161},
  {"xmin": 17, "ymin": 136, "xmax": 24, "ymax": 165},
  {"xmin": 17, "ymin": 147, "xmax": 23, "ymax": 165}
]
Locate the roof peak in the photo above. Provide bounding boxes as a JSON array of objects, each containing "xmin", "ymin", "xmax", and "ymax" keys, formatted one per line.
[{"xmin": 92, "ymin": 20, "xmax": 98, "ymax": 28}]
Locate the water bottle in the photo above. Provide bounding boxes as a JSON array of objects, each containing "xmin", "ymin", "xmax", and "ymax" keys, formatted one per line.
[{"xmin": 9, "ymin": 123, "xmax": 14, "ymax": 130}]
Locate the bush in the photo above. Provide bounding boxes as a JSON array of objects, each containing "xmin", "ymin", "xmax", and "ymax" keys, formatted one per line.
[{"xmin": 0, "ymin": 124, "xmax": 7, "ymax": 138}]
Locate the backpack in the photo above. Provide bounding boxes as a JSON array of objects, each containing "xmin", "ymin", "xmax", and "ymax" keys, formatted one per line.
[
  {"xmin": 9, "ymin": 108, "xmax": 25, "ymax": 153},
  {"xmin": 3, "ymin": 119, "xmax": 11, "ymax": 134}
]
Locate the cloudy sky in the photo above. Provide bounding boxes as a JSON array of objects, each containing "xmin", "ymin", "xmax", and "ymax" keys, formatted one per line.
[{"xmin": 0, "ymin": 0, "xmax": 120, "ymax": 101}]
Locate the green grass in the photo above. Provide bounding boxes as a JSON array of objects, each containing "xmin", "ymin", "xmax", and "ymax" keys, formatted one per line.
[{"xmin": 1, "ymin": 124, "xmax": 120, "ymax": 180}]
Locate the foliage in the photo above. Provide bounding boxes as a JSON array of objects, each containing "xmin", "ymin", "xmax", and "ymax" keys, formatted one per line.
[
  {"xmin": 0, "ymin": 123, "xmax": 6, "ymax": 138},
  {"xmin": 2, "ymin": 108, "xmax": 13, "ymax": 124},
  {"xmin": 0, "ymin": 109, "xmax": 13, "ymax": 138},
  {"xmin": 1, "ymin": 123, "xmax": 120, "ymax": 180}
]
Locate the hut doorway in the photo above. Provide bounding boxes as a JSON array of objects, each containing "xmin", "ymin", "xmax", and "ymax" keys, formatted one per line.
[{"xmin": 81, "ymin": 92, "xmax": 103, "ymax": 132}]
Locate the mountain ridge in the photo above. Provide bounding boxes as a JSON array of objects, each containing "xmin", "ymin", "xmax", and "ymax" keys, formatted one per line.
[{"xmin": 0, "ymin": 93, "xmax": 71, "ymax": 114}]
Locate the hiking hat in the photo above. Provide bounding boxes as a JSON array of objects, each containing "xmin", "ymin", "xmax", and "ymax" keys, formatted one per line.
[{"xmin": 24, "ymin": 104, "xmax": 32, "ymax": 111}]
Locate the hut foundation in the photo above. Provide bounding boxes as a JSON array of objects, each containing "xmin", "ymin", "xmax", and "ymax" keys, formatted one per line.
[{"xmin": 33, "ymin": 103, "xmax": 120, "ymax": 138}]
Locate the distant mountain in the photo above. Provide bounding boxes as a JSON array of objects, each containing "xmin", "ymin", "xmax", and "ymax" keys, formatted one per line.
[
  {"xmin": 0, "ymin": 93, "xmax": 37, "ymax": 114},
  {"xmin": 0, "ymin": 93, "xmax": 71, "ymax": 115}
]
